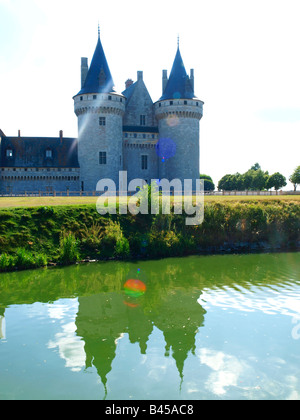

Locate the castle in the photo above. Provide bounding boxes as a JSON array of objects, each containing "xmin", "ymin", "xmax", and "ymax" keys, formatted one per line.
[{"xmin": 0, "ymin": 31, "xmax": 203, "ymax": 195}]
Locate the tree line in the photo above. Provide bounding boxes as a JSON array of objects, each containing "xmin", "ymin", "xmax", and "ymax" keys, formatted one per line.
[{"xmin": 201, "ymin": 164, "xmax": 300, "ymax": 192}]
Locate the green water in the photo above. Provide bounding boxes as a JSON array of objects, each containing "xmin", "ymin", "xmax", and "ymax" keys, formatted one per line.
[{"xmin": 0, "ymin": 252, "xmax": 299, "ymax": 400}]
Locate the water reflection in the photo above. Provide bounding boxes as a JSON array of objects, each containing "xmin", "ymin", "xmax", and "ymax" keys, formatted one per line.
[
  {"xmin": 75, "ymin": 286, "xmax": 205, "ymax": 396},
  {"xmin": 0, "ymin": 252, "xmax": 299, "ymax": 399}
]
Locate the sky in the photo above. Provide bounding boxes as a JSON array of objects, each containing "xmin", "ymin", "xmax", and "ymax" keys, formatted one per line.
[{"xmin": 0, "ymin": 0, "xmax": 299, "ymax": 189}]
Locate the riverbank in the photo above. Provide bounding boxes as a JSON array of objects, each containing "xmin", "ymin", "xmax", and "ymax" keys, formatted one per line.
[{"xmin": 0, "ymin": 197, "xmax": 299, "ymax": 272}]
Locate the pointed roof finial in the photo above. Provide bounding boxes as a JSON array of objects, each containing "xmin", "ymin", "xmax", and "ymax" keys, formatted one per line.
[
  {"xmin": 177, "ymin": 34, "xmax": 180, "ymax": 48},
  {"xmin": 98, "ymin": 22, "xmax": 100, "ymax": 39}
]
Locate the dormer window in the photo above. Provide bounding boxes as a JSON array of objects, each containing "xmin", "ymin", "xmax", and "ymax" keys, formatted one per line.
[
  {"xmin": 6, "ymin": 149, "xmax": 13, "ymax": 158},
  {"xmin": 45, "ymin": 148, "xmax": 52, "ymax": 158},
  {"xmin": 140, "ymin": 115, "xmax": 146, "ymax": 126}
]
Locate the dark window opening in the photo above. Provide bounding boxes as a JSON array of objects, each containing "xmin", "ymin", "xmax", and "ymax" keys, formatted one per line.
[
  {"xmin": 99, "ymin": 151, "xmax": 107, "ymax": 165},
  {"xmin": 141, "ymin": 155, "xmax": 148, "ymax": 170},
  {"xmin": 140, "ymin": 115, "xmax": 146, "ymax": 126}
]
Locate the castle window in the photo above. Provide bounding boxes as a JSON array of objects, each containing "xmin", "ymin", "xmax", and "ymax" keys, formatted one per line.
[
  {"xmin": 6, "ymin": 149, "xmax": 13, "ymax": 158},
  {"xmin": 141, "ymin": 155, "xmax": 148, "ymax": 170},
  {"xmin": 184, "ymin": 100, "xmax": 187, "ymax": 105},
  {"xmin": 80, "ymin": 96, "xmax": 83, "ymax": 101},
  {"xmin": 170, "ymin": 101, "xmax": 173, "ymax": 105},
  {"xmin": 45, "ymin": 148, "xmax": 52, "ymax": 158},
  {"xmin": 108, "ymin": 95, "xmax": 112, "ymax": 100},
  {"xmin": 99, "ymin": 151, "xmax": 107, "ymax": 165},
  {"xmin": 99, "ymin": 117, "xmax": 106, "ymax": 126},
  {"xmin": 140, "ymin": 115, "xmax": 146, "ymax": 126},
  {"xmin": 93, "ymin": 95, "xmax": 97, "ymax": 100}
]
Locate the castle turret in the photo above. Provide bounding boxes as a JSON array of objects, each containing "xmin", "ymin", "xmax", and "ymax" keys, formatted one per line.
[
  {"xmin": 154, "ymin": 45, "xmax": 204, "ymax": 189},
  {"xmin": 73, "ymin": 31, "xmax": 125, "ymax": 191}
]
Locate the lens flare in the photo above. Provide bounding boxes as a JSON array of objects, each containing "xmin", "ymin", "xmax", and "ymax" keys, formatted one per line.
[
  {"xmin": 155, "ymin": 138, "xmax": 176, "ymax": 160},
  {"xmin": 124, "ymin": 279, "xmax": 146, "ymax": 298},
  {"xmin": 167, "ymin": 114, "xmax": 179, "ymax": 127}
]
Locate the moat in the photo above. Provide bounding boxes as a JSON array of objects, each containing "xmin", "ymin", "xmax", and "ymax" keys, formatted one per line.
[{"xmin": 0, "ymin": 252, "xmax": 299, "ymax": 400}]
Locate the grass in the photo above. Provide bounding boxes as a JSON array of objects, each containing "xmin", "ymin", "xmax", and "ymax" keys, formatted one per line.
[
  {"xmin": 0, "ymin": 194, "xmax": 299, "ymax": 209},
  {"xmin": 0, "ymin": 196, "xmax": 299, "ymax": 272}
]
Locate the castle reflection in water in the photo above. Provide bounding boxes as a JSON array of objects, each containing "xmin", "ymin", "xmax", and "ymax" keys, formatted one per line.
[{"xmin": 1, "ymin": 253, "xmax": 297, "ymax": 398}]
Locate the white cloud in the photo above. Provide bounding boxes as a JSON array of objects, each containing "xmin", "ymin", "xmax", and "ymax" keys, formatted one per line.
[{"xmin": 197, "ymin": 348, "xmax": 247, "ymax": 396}]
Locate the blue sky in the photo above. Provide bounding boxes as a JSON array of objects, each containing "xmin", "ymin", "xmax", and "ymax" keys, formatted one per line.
[{"xmin": 0, "ymin": 0, "xmax": 299, "ymax": 189}]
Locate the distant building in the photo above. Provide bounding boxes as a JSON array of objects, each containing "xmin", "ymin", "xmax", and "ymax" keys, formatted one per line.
[{"xmin": 0, "ymin": 32, "xmax": 204, "ymax": 194}]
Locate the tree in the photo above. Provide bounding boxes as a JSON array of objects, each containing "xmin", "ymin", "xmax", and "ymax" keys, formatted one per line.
[
  {"xmin": 251, "ymin": 169, "xmax": 267, "ymax": 190},
  {"xmin": 250, "ymin": 163, "xmax": 261, "ymax": 171},
  {"xmin": 200, "ymin": 174, "xmax": 213, "ymax": 181},
  {"xmin": 203, "ymin": 179, "xmax": 215, "ymax": 191},
  {"xmin": 266, "ymin": 172, "xmax": 287, "ymax": 191},
  {"xmin": 218, "ymin": 174, "xmax": 232, "ymax": 191},
  {"xmin": 289, "ymin": 166, "xmax": 300, "ymax": 191},
  {"xmin": 242, "ymin": 171, "xmax": 254, "ymax": 190},
  {"xmin": 200, "ymin": 174, "xmax": 215, "ymax": 191}
]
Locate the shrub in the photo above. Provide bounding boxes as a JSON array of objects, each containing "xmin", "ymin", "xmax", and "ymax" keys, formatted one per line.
[
  {"xmin": 34, "ymin": 253, "xmax": 48, "ymax": 268},
  {"xmin": 100, "ymin": 221, "xmax": 123, "ymax": 257},
  {"xmin": 80, "ymin": 222, "xmax": 103, "ymax": 252},
  {"xmin": 0, "ymin": 253, "xmax": 15, "ymax": 272},
  {"xmin": 15, "ymin": 248, "xmax": 36, "ymax": 269},
  {"xmin": 114, "ymin": 237, "xmax": 130, "ymax": 258},
  {"xmin": 58, "ymin": 232, "xmax": 80, "ymax": 265},
  {"xmin": 148, "ymin": 230, "xmax": 182, "ymax": 258}
]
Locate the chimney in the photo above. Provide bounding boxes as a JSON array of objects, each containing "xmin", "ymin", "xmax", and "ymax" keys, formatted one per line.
[
  {"xmin": 125, "ymin": 79, "xmax": 134, "ymax": 89},
  {"xmin": 190, "ymin": 69, "xmax": 194, "ymax": 91},
  {"xmin": 162, "ymin": 70, "xmax": 168, "ymax": 94},
  {"xmin": 137, "ymin": 71, "xmax": 143, "ymax": 81},
  {"xmin": 18, "ymin": 130, "xmax": 21, "ymax": 138},
  {"xmin": 81, "ymin": 57, "xmax": 88, "ymax": 88},
  {"xmin": 59, "ymin": 130, "xmax": 63, "ymax": 143}
]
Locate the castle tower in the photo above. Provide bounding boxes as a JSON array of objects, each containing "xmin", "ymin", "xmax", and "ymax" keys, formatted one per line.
[
  {"xmin": 154, "ymin": 44, "xmax": 204, "ymax": 189},
  {"xmin": 73, "ymin": 31, "xmax": 125, "ymax": 191}
]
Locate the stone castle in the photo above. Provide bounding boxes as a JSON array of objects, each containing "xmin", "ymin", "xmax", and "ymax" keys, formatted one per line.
[{"xmin": 0, "ymin": 31, "xmax": 203, "ymax": 195}]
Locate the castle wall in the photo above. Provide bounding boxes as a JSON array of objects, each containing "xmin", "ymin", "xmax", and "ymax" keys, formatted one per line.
[
  {"xmin": 155, "ymin": 99, "xmax": 203, "ymax": 188},
  {"xmin": 0, "ymin": 167, "xmax": 80, "ymax": 194},
  {"xmin": 123, "ymin": 73, "xmax": 156, "ymax": 127},
  {"xmin": 74, "ymin": 93, "xmax": 125, "ymax": 191},
  {"xmin": 123, "ymin": 138, "xmax": 159, "ymax": 185}
]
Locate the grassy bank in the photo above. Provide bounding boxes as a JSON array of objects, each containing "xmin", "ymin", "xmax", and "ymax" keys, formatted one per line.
[{"xmin": 0, "ymin": 197, "xmax": 299, "ymax": 272}]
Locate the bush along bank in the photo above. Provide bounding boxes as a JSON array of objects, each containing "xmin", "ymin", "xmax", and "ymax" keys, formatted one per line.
[{"xmin": 0, "ymin": 199, "xmax": 299, "ymax": 272}]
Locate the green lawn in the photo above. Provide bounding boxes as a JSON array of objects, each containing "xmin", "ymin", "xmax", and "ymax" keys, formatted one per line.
[{"xmin": 0, "ymin": 193, "xmax": 299, "ymax": 209}]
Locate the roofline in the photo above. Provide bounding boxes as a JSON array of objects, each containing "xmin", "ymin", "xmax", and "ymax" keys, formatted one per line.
[
  {"xmin": 73, "ymin": 91, "xmax": 125, "ymax": 100},
  {"xmin": 153, "ymin": 97, "xmax": 204, "ymax": 105},
  {"xmin": 3, "ymin": 136, "xmax": 78, "ymax": 141}
]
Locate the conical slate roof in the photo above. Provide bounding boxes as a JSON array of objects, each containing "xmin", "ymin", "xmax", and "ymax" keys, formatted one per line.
[
  {"xmin": 160, "ymin": 47, "xmax": 195, "ymax": 101},
  {"xmin": 76, "ymin": 34, "xmax": 115, "ymax": 95}
]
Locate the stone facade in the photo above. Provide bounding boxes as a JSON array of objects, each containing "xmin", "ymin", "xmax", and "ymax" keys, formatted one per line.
[
  {"xmin": 0, "ymin": 134, "xmax": 80, "ymax": 194},
  {"xmin": 155, "ymin": 99, "xmax": 203, "ymax": 186},
  {"xmin": 74, "ymin": 93, "xmax": 125, "ymax": 191},
  {"xmin": 0, "ymin": 34, "xmax": 203, "ymax": 195}
]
